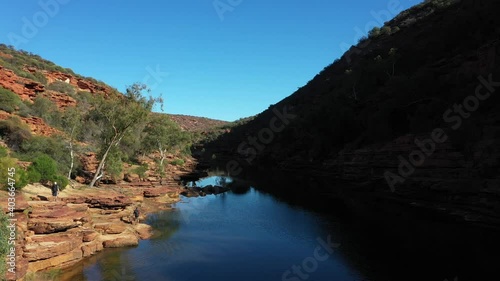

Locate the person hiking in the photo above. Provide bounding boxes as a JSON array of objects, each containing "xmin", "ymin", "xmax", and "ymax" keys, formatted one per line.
[
  {"xmin": 133, "ymin": 206, "xmax": 140, "ymax": 224},
  {"xmin": 52, "ymin": 181, "xmax": 59, "ymax": 201}
]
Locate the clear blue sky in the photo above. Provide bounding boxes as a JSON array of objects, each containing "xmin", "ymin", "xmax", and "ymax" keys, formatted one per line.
[{"xmin": 1, "ymin": 0, "xmax": 421, "ymax": 121}]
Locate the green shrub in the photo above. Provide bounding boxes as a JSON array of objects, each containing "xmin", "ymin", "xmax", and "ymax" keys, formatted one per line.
[
  {"xmin": 47, "ymin": 81, "xmax": 75, "ymax": 95},
  {"xmin": 26, "ymin": 168, "xmax": 41, "ymax": 183},
  {"xmin": 26, "ymin": 160, "xmax": 68, "ymax": 189},
  {"xmin": 52, "ymin": 174, "xmax": 69, "ymax": 190},
  {"xmin": 18, "ymin": 136, "xmax": 77, "ymax": 183},
  {"xmin": 104, "ymin": 148, "xmax": 123, "ymax": 180},
  {"xmin": 0, "ymin": 116, "xmax": 32, "ymax": 150},
  {"xmin": 0, "ymin": 88, "xmax": 23, "ymax": 113},
  {"xmin": 368, "ymin": 27, "xmax": 381, "ymax": 38},
  {"xmin": 380, "ymin": 26, "xmax": 392, "ymax": 35},
  {"xmin": 30, "ymin": 96, "xmax": 61, "ymax": 126},
  {"xmin": 0, "ymin": 157, "xmax": 28, "ymax": 190},
  {"xmin": 0, "ymin": 146, "xmax": 7, "ymax": 157},
  {"xmin": 27, "ymin": 154, "xmax": 57, "ymax": 183},
  {"xmin": 0, "ymin": 103, "xmax": 14, "ymax": 113},
  {"xmin": 17, "ymin": 101, "xmax": 33, "ymax": 117},
  {"xmin": 16, "ymin": 169, "xmax": 30, "ymax": 189},
  {"xmin": 132, "ymin": 163, "xmax": 148, "ymax": 179},
  {"xmin": 169, "ymin": 159, "xmax": 185, "ymax": 166},
  {"xmin": 17, "ymin": 70, "xmax": 39, "ymax": 82},
  {"xmin": 32, "ymin": 71, "xmax": 48, "ymax": 85}
]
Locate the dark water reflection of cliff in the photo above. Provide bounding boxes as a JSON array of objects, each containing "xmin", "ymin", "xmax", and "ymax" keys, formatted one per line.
[{"xmin": 58, "ymin": 173, "xmax": 500, "ymax": 281}]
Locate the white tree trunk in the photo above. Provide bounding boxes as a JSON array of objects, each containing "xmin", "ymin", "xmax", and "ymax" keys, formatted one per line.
[
  {"xmin": 68, "ymin": 140, "xmax": 74, "ymax": 180},
  {"xmin": 89, "ymin": 135, "xmax": 117, "ymax": 188}
]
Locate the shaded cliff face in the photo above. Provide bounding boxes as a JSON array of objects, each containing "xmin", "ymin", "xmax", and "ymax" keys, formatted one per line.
[{"xmin": 200, "ymin": 0, "xmax": 500, "ymax": 226}]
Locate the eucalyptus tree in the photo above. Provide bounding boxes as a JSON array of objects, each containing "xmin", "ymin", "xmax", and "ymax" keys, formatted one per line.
[{"xmin": 88, "ymin": 84, "xmax": 158, "ymax": 187}]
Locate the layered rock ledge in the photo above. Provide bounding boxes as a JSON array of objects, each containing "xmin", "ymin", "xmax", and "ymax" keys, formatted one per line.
[{"xmin": 0, "ymin": 183, "xmax": 182, "ymax": 281}]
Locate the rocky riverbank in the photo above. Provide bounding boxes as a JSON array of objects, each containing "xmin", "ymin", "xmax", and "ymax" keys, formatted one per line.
[{"xmin": 0, "ymin": 181, "xmax": 184, "ymax": 281}]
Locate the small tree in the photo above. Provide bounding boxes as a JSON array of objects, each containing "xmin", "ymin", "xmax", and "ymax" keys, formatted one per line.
[
  {"xmin": 88, "ymin": 84, "xmax": 158, "ymax": 187},
  {"xmin": 143, "ymin": 114, "xmax": 186, "ymax": 168},
  {"xmin": 59, "ymin": 107, "xmax": 83, "ymax": 179},
  {"xmin": 368, "ymin": 27, "xmax": 381, "ymax": 38}
]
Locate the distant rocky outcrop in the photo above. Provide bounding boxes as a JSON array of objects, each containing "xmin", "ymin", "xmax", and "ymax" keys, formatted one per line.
[
  {"xmin": 44, "ymin": 71, "xmax": 113, "ymax": 95},
  {"xmin": 167, "ymin": 114, "xmax": 229, "ymax": 132},
  {"xmin": 0, "ymin": 66, "xmax": 44, "ymax": 101}
]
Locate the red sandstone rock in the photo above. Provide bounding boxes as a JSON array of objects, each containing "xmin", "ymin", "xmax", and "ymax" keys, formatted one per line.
[
  {"xmin": 23, "ymin": 233, "xmax": 83, "ymax": 262},
  {"xmin": 135, "ymin": 224, "xmax": 153, "ymax": 240},
  {"xmin": 102, "ymin": 234, "xmax": 139, "ymax": 248},
  {"xmin": 28, "ymin": 202, "xmax": 90, "ymax": 234},
  {"xmin": 45, "ymin": 90, "xmax": 77, "ymax": 109},
  {"xmin": 22, "ymin": 116, "xmax": 61, "ymax": 137},
  {"xmin": 45, "ymin": 71, "xmax": 113, "ymax": 95},
  {"xmin": 81, "ymin": 240, "xmax": 103, "ymax": 257},
  {"xmin": 94, "ymin": 222, "xmax": 126, "ymax": 234},
  {"xmin": 63, "ymin": 195, "xmax": 132, "ymax": 209},
  {"xmin": 81, "ymin": 229, "xmax": 99, "ymax": 242},
  {"xmin": 0, "ymin": 66, "xmax": 44, "ymax": 101},
  {"xmin": 27, "ymin": 247, "xmax": 83, "ymax": 273}
]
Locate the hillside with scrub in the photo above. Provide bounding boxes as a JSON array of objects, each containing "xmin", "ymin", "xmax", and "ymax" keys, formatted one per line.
[
  {"xmin": 0, "ymin": 43, "xmax": 231, "ymax": 190},
  {"xmin": 199, "ymin": 0, "xmax": 500, "ymax": 227},
  {"xmin": 0, "ymin": 43, "xmax": 233, "ymax": 279}
]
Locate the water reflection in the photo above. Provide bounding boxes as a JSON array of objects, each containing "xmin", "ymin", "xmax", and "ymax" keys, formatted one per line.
[
  {"xmin": 147, "ymin": 212, "xmax": 181, "ymax": 240},
  {"xmin": 58, "ymin": 174, "xmax": 500, "ymax": 281},
  {"xmin": 60, "ymin": 175, "xmax": 366, "ymax": 281}
]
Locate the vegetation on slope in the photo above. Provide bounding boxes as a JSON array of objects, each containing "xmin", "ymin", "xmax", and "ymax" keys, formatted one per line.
[
  {"xmin": 0, "ymin": 44, "xmax": 106, "ymax": 86},
  {"xmin": 0, "ymin": 52, "xmax": 198, "ymax": 191},
  {"xmin": 205, "ymin": 0, "xmax": 499, "ymax": 172}
]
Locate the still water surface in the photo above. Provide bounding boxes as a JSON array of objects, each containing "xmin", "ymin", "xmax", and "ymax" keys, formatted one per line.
[
  {"xmin": 61, "ymin": 176, "xmax": 365, "ymax": 281},
  {"xmin": 59, "ymin": 175, "xmax": 500, "ymax": 281}
]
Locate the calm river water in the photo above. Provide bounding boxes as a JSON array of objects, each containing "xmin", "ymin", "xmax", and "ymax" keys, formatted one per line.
[{"xmin": 59, "ymin": 176, "xmax": 500, "ymax": 281}]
